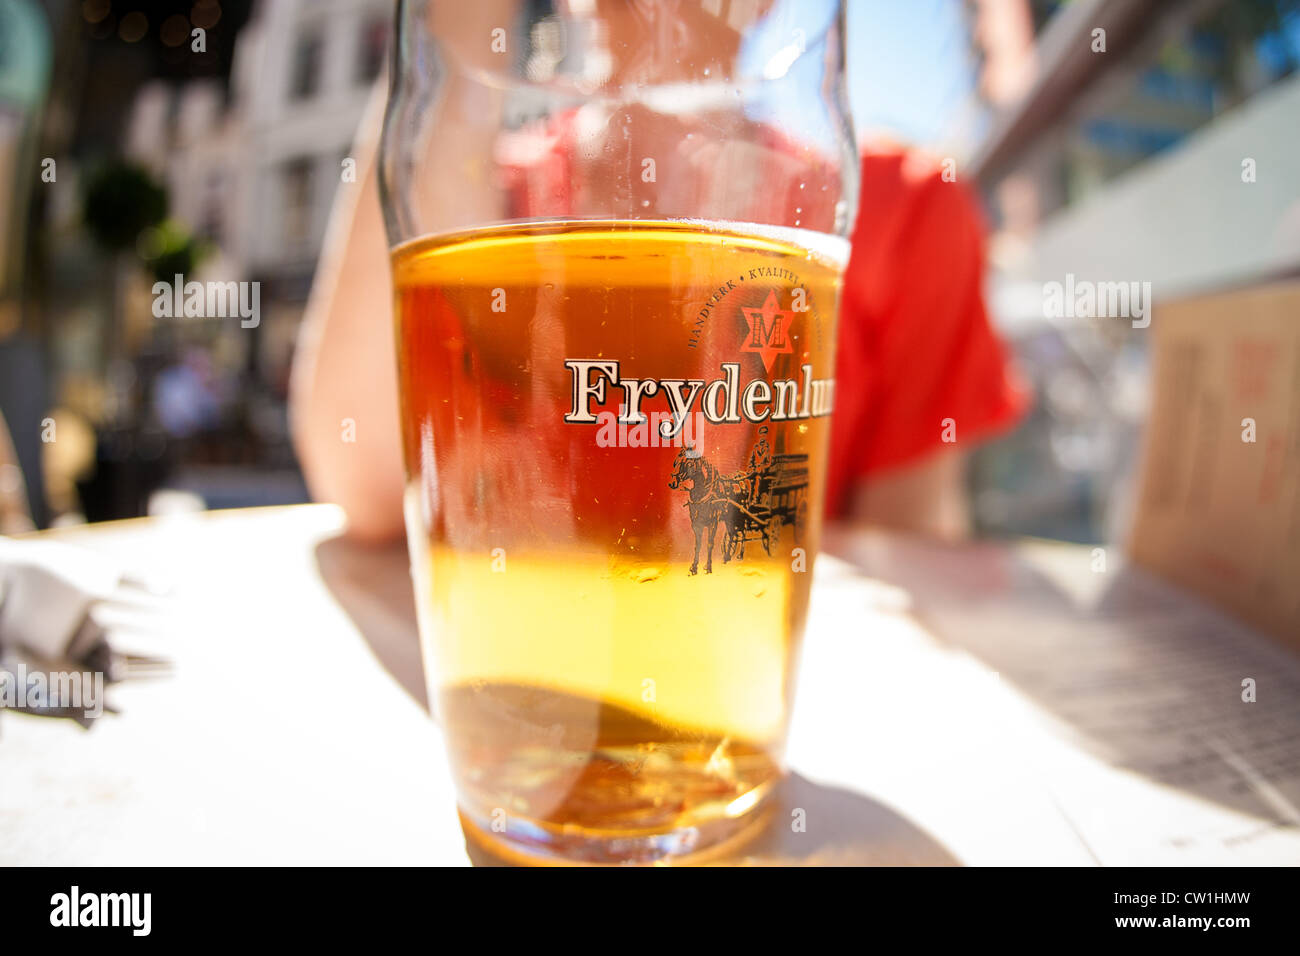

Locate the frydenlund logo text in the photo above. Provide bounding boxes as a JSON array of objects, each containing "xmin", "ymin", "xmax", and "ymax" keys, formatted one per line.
[{"xmin": 564, "ymin": 361, "xmax": 834, "ymax": 440}]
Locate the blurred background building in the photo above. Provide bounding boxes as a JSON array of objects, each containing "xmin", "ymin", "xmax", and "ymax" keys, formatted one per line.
[
  {"xmin": 849, "ymin": 0, "xmax": 1299, "ymax": 543},
  {"xmin": 965, "ymin": 0, "xmax": 1300, "ymax": 543},
  {"xmin": 1, "ymin": 0, "xmax": 386, "ymax": 523},
  {"xmin": 1, "ymin": 0, "xmax": 1298, "ymax": 547},
  {"xmin": 119, "ymin": 0, "xmax": 389, "ymax": 510}
]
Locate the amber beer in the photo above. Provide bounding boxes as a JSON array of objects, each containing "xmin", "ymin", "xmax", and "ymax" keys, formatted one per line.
[{"xmin": 393, "ymin": 219, "xmax": 846, "ymax": 862}]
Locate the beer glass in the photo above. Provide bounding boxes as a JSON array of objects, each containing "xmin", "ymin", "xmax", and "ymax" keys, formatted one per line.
[{"xmin": 381, "ymin": 0, "xmax": 857, "ymax": 864}]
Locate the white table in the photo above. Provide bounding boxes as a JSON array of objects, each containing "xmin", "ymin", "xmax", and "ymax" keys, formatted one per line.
[{"xmin": 3, "ymin": 505, "xmax": 1297, "ymax": 865}]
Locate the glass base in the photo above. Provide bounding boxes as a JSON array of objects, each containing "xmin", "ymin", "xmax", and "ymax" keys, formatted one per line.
[{"xmin": 457, "ymin": 786, "xmax": 777, "ymax": 866}]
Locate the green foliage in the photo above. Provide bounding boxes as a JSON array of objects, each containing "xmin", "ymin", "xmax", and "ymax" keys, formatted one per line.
[
  {"xmin": 81, "ymin": 161, "xmax": 168, "ymax": 252},
  {"xmin": 138, "ymin": 220, "xmax": 211, "ymax": 285}
]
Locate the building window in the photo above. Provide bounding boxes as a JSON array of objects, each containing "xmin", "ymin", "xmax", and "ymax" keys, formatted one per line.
[
  {"xmin": 290, "ymin": 29, "xmax": 323, "ymax": 100},
  {"xmin": 282, "ymin": 158, "xmax": 315, "ymax": 248},
  {"xmin": 357, "ymin": 17, "xmax": 388, "ymax": 84}
]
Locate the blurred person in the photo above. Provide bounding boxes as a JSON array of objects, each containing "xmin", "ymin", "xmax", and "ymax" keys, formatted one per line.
[
  {"xmin": 154, "ymin": 349, "xmax": 224, "ymax": 441},
  {"xmin": 0, "ymin": 412, "xmax": 34, "ymax": 535},
  {"xmin": 39, "ymin": 407, "xmax": 96, "ymax": 522},
  {"xmin": 291, "ymin": 10, "xmax": 1026, "ymax": 545}
]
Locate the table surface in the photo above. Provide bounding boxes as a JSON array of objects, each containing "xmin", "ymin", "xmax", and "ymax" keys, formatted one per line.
[{"xmin": 4, "ymin": 505, "xmax": 1299, "ymax": 866}]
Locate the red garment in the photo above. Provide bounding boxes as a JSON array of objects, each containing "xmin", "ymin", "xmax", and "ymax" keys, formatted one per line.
[
  {"xmin": 496, "ymin": 125, "xmax": 1028, "ymax": 517},
  {"xmin": 825, "ymin": 149, "xmax": 1030, "ymax": 515}
]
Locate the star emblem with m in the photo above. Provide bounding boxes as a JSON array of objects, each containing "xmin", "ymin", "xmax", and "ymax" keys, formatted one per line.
[{"xmin": 741, "ymin": 290, "xmax": 795, "ymax": 374}]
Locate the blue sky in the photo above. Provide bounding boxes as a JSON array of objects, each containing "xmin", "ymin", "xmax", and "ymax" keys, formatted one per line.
[{"xmin": 846, "ymin": 0, "xmax": 978, "ymax": 148}]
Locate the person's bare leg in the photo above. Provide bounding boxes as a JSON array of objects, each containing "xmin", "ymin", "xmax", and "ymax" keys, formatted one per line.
[{"xmin": 848, "ymin": 449, "xmax": 971, "ymax": 540}]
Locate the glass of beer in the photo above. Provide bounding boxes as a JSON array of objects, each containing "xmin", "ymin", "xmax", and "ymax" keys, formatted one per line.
[{"xmin": 381, "ymin": 0, "xmax": 857, "ymax": 864}]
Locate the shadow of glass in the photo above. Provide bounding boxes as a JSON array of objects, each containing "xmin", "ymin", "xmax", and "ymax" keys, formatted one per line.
[
  {"xmin": 462, "ymin": 771, "xmax": 959, "ymax": 866},
  {"xmin": 314, "ymin": 534, "xmax": 428, "ymax": 712}
]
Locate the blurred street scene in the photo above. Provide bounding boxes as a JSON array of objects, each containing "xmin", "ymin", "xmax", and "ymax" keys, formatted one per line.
[{"xmin": 2, "ymin": 0, "xmax": 389, "ymax": 523}]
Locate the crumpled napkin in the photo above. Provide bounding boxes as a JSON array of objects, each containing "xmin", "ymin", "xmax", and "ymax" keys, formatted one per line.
[{"xmin": 0, "ymin": 537, "xmax": 121, "ymax": 726}]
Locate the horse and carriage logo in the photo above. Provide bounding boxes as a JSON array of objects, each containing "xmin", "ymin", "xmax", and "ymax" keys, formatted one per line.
[{"xmin": 668, "ymin": 426, "xmax": 810, "ymax": 575}]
